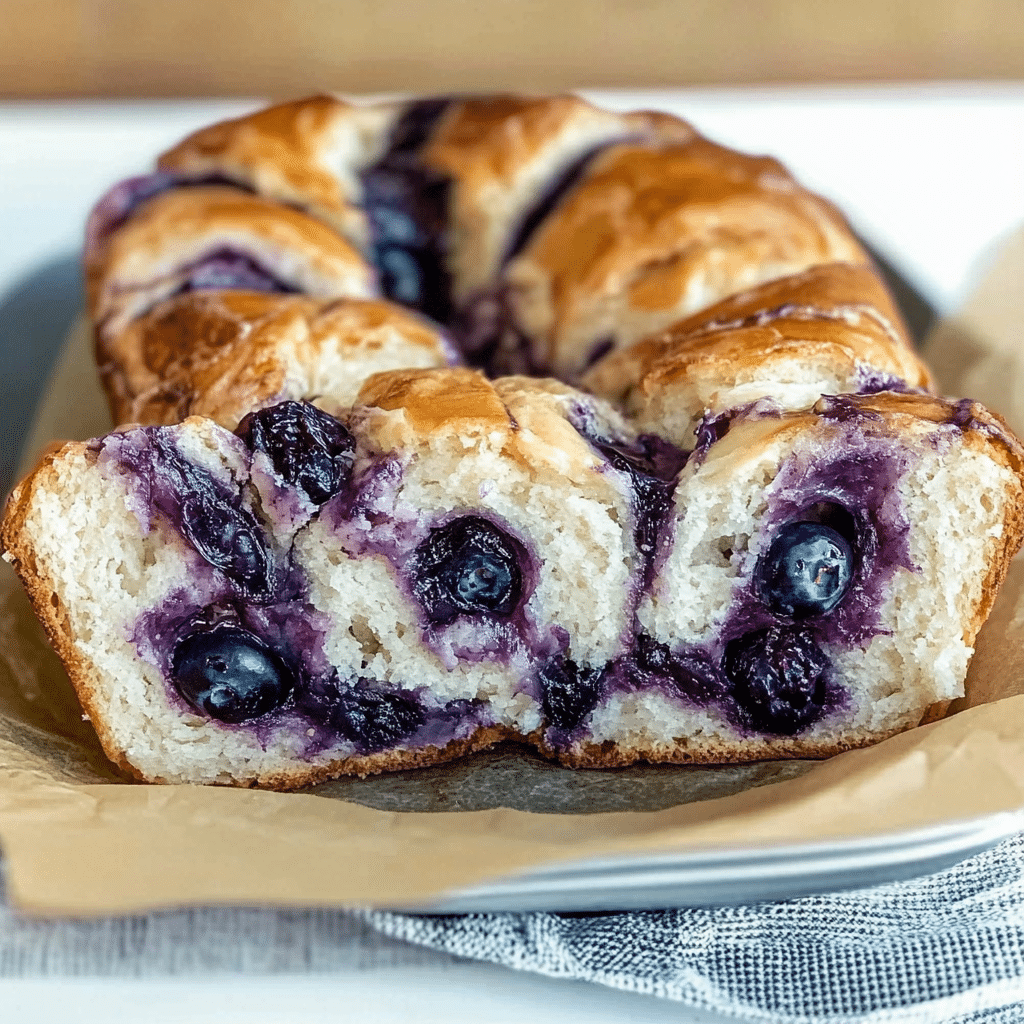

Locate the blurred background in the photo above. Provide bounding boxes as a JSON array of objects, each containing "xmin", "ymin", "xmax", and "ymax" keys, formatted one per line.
[{"xmin": 3, "ymin": 0, "xmax": 1024, "ymax": 97}]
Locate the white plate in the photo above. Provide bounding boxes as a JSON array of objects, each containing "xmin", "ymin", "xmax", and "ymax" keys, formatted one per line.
[{"xmin": 423, "ymin": 812, "xmax": 1024, "ymax": 912}]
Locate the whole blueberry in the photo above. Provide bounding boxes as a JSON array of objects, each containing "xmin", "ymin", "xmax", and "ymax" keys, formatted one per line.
[
  {"xmin": 539, "ymin": 655, "xmax": 605, "ymax": 734},
  {"xmin": 171, "ymin": 625, "xmax": 293, "ymax": 724},
  {"xmin": 180, "ymin": 492, "xmax": 272, "ymax": 597},
  {"xmin": 150, "ymin": 435, "xmax": 273, "ymax": 598},
  {"xmin": 758, "ymin": 521, "xmax": 854, "ymax": 617},
  {"xmin": 723, "ymin": 626, "xmax": 829, "ymax": 735},
  {"xmin": 332, "ymin": 687, "xmax": 424, "ymax": 752},
  {"xmin": 411, "ymin": 516, "xmax": 524, "ymax": 624},
  {"xmin": 238, "ymin": 401, "xmax": 355, "ymax": 505}
]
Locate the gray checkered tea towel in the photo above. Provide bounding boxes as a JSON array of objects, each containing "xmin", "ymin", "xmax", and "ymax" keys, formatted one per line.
[
  {"xmin": 365, "ymin": 832, "xmax": 1024, "ymax": 1023},
  {"xmin": 1, "ymin": 838, "xmax": 1023, "ymax": 1022}
]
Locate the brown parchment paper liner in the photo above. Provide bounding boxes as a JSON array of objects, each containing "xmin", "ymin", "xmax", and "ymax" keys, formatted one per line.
[{"xmin": 2, "ymin": 230, "xmax": 1024, "ymax": 916}]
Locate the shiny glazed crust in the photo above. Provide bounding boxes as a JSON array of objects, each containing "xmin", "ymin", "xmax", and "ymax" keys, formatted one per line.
[
  {"xmin": 87, "ymin": 185, "xmax": 375, "ymax": 343},
  {"xmin": 100, "ymin": 293, "xmax": 455, "ymax": 430},
  {"xmin": 583, "ymin": 262, "xmax": 937, "ymax": 446}
]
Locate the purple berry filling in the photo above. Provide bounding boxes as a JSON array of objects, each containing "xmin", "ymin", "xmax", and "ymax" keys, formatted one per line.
[
  {"xmin": 360, "ymin": 100, "xmax": 455, "ymax": 325},
  {"xmin": 174, "ymin": 249, "xmax": 299, "ymax": 297},
  {"xmin": 86, "ymin": 172, "xmax": 256, "ymax": 253},
  {"xmin": 723, "ymin": 626, "xmax": 831, "ymax": 735},
  {"xmin": 110, "ymin": 415, "xmax": 523, "ymax": 754},
  {"xmin": 855, "ymin": 367, "xmax": 916, "ymax": 395},
  {"xmin": 101, "ymin": 427, "xmax": 276, "ymax": 600},
  {"xmin": 452, "ymin": 287, "xmax": 540, "ymax": 376},
  {"xmin": 570, "ymin": 404, "xmax": 688, "ymax": 587},
  {"xmin": 529, "ymin": 417, "xmax": 922, "ymax": 742},
  {"xmin": 300, "ymin": 677, "xmax": 426, "ymax": 753},
  {"xmin": 387, "ymin": 98, "xmax": 454, "ymax": 157},
  {"xmin": 238, "ymin": 401, "xmax": 355, "ymax": 506},
  {"xmin": 692, "ymin": 411, "xmax": 733, "ymax": 464},
  {"xmin": 539, "ymin": 655, "xmax": 608, "ymax": 738}
]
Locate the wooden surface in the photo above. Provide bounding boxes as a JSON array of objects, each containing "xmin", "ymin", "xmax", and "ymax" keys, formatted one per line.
[{"xmin": 2, "ymin": 0, "xmax": 1023, "ymax": 98}]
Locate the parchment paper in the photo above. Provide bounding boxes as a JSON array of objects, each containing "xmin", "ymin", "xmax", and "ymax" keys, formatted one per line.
[{"xmin": 1, "ymin": 231, "xmax": 1023, "ymax": 917}]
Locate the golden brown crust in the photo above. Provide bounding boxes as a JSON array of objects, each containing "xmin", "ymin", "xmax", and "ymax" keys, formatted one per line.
[
  {"xmin": 582, "ymin": 264, "xmax": 935, "ymax": 445},
  {"xmin": 509, "ymin": 137, "xmax": 869, "ymax": 377},
  {"xmin": 422, "ymin": 94, "xmax": 693, "ymax": 187},
  {"xmin": 661, "ymin": 260, "xmax": 914, "ymax": 345},
  {"xmin": 357, "ymin": 366, "xmax": 513, "ymax": 433},
  {"xmin": 100, "ymin": 293, "xmax": 452, "ymax": 430},
  {"xmin": 156, "ymin": 94, "xmax": 397, "ymax": 242},
  {"xmin": 88, "ymin": 185, "xmax": 373, "ymax": 343},
  {"xmin": 543, "ymin": 728, "xmax": 910, "ymax": 769},
  {"xmin": 419, "ymin": 95, "xmax": 694, "ymax": 301},
  {"xmin": 355, "ymin": 367, "xmax": 612, "ymax": 486}
]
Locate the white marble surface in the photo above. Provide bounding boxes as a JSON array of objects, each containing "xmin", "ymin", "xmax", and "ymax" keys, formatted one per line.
[{"xmin": 1, "ymin": 87, "xmax": 1023, "ymax": 1023}]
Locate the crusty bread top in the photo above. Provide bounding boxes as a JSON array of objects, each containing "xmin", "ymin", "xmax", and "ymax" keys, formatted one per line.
[
  {"xmin": 645, "ymin": 260, "xmax": 913, "ymax": 348},
  {"xmin": 506, "ymin": 138, "xmax": 869, "ymax": 377},
  {"xmin": 98, "ymin": 293, "xmax": 455, "ymax": 431},
  {"xmin": 418, "ymin": 95, "xmax": 694, "ymax": 299},
  {"xmin": 157, "ymin": 94, "xmax": 398, "ymax": 243},
  {"xmin": 584, "ymin": 263, "xmax": 935, "ymax": 416},
  {"xmin": 87, "ymin": 185, "xmax": 374, "ymax": 342},
  {"xmin": 354, "ymin": 367, "xmax": 631, "ymax": 486}
]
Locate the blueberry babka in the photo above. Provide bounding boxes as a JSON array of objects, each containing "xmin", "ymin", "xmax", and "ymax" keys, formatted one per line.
[{"xmin": 3, "ymin": 94, "xmax": 1023, "ymax": 788}]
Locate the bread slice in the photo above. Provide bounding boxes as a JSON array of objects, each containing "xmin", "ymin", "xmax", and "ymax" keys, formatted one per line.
[
  {"xmin": 3, "ymin": 375, "xmax": 1022, "ymax": 788},
  {"xmin": 87, "ymin": 185, "xmax": 374, "ymax": 343},
  {"xmin": 561, "ymin": 392, "xmax": 1024, "ymax": 765}
]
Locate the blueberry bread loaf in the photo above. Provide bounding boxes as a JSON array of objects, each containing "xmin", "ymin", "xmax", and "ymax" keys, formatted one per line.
[{"xmin": 2, "ymin": 93, "xmax": 1022, "ymax": 788}]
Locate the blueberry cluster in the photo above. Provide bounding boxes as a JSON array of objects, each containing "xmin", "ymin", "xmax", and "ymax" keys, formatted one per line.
[
  {"xmin": 539, "ymin": 655, "xmax": 607, "ymax": 734},
  {"xmin": 361, "ymin": 100, "xmax": 453, "ymax": 324},
  {"xmin": 723, "ymin": 626, "xmax": 830, "ymax": 735},
  {"xmin": 721, "ymin": 512, "xmax": 859, "ymax": 734},
  {"xmin": 157, "ymin": 412, "xmax": 531, "ymax": 739},
  {"xmin": 147, "ymin": 434, "xmax": 273, "ymax": 600},
  {"xmin": 238, "ymin": 400, "xmax": 355, "ymax": 505}
]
